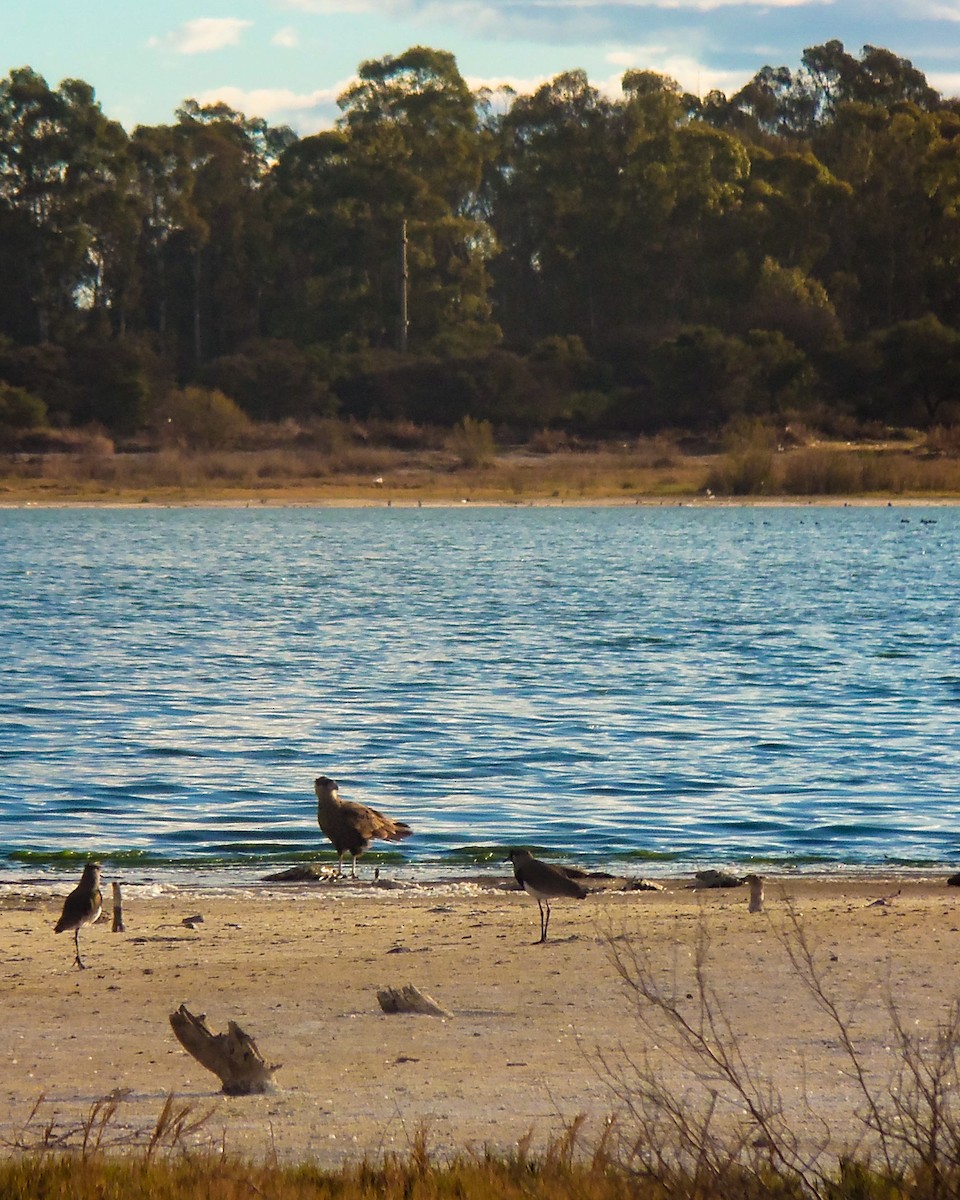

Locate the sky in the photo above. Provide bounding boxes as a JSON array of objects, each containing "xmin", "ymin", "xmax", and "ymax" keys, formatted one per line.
[{"xmin": 7, "ymin": 1, "xmax": 960, "ymax": 136}]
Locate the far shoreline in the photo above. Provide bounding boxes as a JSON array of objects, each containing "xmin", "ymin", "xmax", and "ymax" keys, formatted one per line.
[{"xmin": 2, "ymin": 492, "xmax": 960, "ymax": 509}]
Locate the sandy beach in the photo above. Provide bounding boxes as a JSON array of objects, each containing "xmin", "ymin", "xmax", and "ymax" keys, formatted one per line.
[{"xmin": 2, "ymin": 872, "xmax": 959, "ymax": 1166}]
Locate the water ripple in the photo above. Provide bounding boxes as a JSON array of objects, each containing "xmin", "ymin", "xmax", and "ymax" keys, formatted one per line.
[{"xmin": 2, "ymin": 504, "xmax": 960, "ymax": 879}]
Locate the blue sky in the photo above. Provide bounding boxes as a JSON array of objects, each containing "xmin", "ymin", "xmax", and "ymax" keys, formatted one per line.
[{"xmin": 8, "ymin": 1, "xmax": 960, "ymax": 135}]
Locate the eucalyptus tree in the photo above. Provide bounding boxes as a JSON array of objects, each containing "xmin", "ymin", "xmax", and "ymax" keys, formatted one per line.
[
  {"xmin": 705, "ymin": 42, "xmax": 940, "ymax": 142},
  {"xmin": 485, "ymin": 69, "xmax": 620, "ymax": 341},
  {"xmin": 133, "ymin": 101, "xmax": 294, "ymax": 368},
  {"xmin": 612, "ymin": 72, "xmax": 750, "ymax": 329},
  {"xmin": 0, "ymin": 67, "xmax": 133, "ymax": 342},
  {"xmin": 803, "ymin": 41, "xmax": 940, "ymax": 121},
  {"xmin": 275, "ymin": 46, "xmax": 496, "ymax": 356},
  {"xmin": 814, "ymin": 102, "xmax": 960, "ymax": 329},
  {"xmin": 130, "ymin": 121, "xmax": 197, "ymax": 343},
  {"xmin": 740, "ymin": 149, "xmax": 850, "ymax": 276},
  {"xmin": 265, "ymin": 127, "xmax": 365, "ymax": 347},
  {"xmin": 487, "ymin": 68, "xmax": 752, "ymax": 342},
  {"xmin": 704, "ymin": 65, "xmax": 810, "ymax": 141}
]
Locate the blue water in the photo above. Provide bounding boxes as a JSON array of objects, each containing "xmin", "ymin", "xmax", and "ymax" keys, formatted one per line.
[{"xmin": 1, "ymin": 503, "xmax": 958, "ymax": 884}]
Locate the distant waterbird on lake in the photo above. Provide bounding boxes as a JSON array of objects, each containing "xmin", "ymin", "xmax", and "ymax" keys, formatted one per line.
[
  {"xmin": 314, "ymin": 776, "xmax": 413, "ymax": 878},
  {"xmin": 54, "ymin": 862, "xmax": 102, "ymax": 969},
  {"xmin": 507, "ymin": 848, "xmax": 587, "ymax": 943}
]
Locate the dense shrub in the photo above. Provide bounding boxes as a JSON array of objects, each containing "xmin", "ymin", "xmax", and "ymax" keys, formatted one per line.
[
  {"xmin": 66, "ymin": 336, "xmax": 161, "ymax": 435},
  {"xmin": 706, "ymin": 446, "xmax": 774, "ymax": 494},
  {"xmin": 203, "ymin": 339, "xmax": 337, "ymax": 421},
  {"xmin": 155, "ymin": 387, "xmax": 252, "ymax": 450},
  {"xmin": 0, "ymin": 382, "xmax": 47, "ymax": 430},
  {"xmin": 448, "ymin": 416, "xmax": 495, "ymax": 467}
]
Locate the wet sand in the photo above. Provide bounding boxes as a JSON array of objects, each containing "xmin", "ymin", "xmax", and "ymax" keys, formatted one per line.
[{"xmin": 2, "ymin": 874, "xmax": 959, "ymax": 1165}]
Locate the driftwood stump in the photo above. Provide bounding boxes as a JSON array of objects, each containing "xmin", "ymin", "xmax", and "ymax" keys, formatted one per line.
[
  {"xmin": 377, "ymin": 984, "xmax": 452, "ymax": 1018},
  {"xmin": 169, "ymin": 1005, "xmax": 280, "ymax": 1094}
]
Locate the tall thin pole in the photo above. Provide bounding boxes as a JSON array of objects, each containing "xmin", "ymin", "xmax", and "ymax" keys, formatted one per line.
[{"xmin": 399, "ymin": 219, "xmax": 409, "ymax": 356}]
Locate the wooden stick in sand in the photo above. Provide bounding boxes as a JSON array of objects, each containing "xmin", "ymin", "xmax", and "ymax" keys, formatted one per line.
[
  {"xmin": 111, "ymin": 882, "xmax": 125, "ymax": 932},
  {"xmin": 745, "ymin": 873, "xmax": 765, "ymax": 913}
]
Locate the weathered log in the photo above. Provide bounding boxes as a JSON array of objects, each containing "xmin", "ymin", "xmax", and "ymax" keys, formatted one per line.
[
  {"xmin": 169, "ymin": 1005, "xmax": 280, "ymax": 1094},
  {"xmin": 111, "ymin": 882, "xmax": 125, "ymax": 932},
  {"xmin": 692, "ymin": 869, "xmax": 745, "ymax": 889},
  {"xmin": 261, "ymin": 864, "xmax": 338, "ymax": 883},
  {"xmin": 559, "ymin": 867, "xmax": 663, "ymax": 893},
  {"xmin": 377, "ymin": 984, "xmax": 452, "ymax": 1018}
]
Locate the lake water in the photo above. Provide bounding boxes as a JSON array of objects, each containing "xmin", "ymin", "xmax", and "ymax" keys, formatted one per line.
[{"xmin": 1, "ymin": 503, "xmax": 958, "ymax": 887}]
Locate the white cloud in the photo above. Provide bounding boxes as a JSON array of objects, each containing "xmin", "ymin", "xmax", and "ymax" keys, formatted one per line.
[
  {"xmin": 194, "ymin": 83, "xmax": 346, "ymax": 133},
  {"xmin": 464, "ymin": 72, "xmax": 551, "ymax": 92},
  {"xmin": 463, "ymin": 57, "xmax": 745, "ymax": 106},
  {"xmin": 606, "ymin": 45, "xmax": 749, "ymax": 95},
  {"xmin": 928, "ymin": 70, "xmax": 960, "ymax": 95},
  {"xmin": 923, "ymin": 2, "xmax": 960, "ymax": 17},
  {"xmin": 150, "ymin": 18, "xmax": 253, "ymax": 56},
  {"xmin": 532, "ymin": 0, "xmax": 823, "ymax": 6},
  {"xmin": 272, "ymin": 25, "xmax": 300, "ymax": 48},
  {"xmin": 285, "ymin": 0, "xmax": 824, "ymax": 10},
  {"xmin": 283, "ymin": 0, "xmax": 399, "ymax": 11},
  {"xmin": 463, "ymin": 72, "xmax": 554, "ymax": 103}
]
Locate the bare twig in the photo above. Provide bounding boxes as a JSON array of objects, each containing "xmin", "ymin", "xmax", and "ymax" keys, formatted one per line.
[{"xmin": 604, "ymin": 913, "xmax": 832, "ymax": 1196}]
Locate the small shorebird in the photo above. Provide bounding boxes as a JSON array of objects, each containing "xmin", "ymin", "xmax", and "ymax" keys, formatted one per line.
[
  {"xmin": 54, "ymin": 862, "xmax": 103, "ymax": 969},
  {"xmin": 314, "ymin": 776, "xmax": 413, "ymax": 878},
  {"xmin": 507, "ymin": 848, "xmax": 587, "ymax": 943}
]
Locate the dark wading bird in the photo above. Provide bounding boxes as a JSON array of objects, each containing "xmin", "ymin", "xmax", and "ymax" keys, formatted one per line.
[
  {"xmin": 54, "ymin": 861, "xmax": 103, "ymax": 969},
  {"xmin": 507, "ymin": 848, "xmax": 587, "ymax": 943},
  {"xmin": 314, "ymin": 776, "xmax": 413, "ymax": 878}
]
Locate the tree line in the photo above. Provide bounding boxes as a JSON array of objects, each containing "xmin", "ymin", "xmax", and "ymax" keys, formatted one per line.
[{"xmin": 2, "ymin": 39, "xmax": 960, "ymax": 444}]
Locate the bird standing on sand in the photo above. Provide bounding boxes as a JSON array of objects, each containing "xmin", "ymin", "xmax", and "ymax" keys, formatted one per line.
[
  {"xmin": 314, "ymin": 776, "xmax": 413, "ymax": 878},
  {"xmin": 54, "ymin": 862, "xmax": 103, "ymax": 969},
  {"xmin": 507, "ymin": 848, "xmax": 587, "ymax": 943}
]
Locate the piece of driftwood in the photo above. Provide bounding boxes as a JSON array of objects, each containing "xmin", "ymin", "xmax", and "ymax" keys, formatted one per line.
[
  {"xmin": 503, "ymin": 867, "xmax": 664, "ymax": 895},
  {"xmin": 111, "ymin": 882, "xmax": 125, "ymax": 932},
  {"xmin": 692, "ymin": 869, "xmax": 745, "ymax": 889},
  {"xmin": 557, "ymin": 867, "xmax": 664, "ymax": 893},
  {"xmin": 262, "ymin": 864, "xmax": 339, "ymax": 883},
  {"xmin": 169, "ymin": 1005, "xmax": 280, "ymax": 1094},
  {"xmin": 377, "ymin": 984, "xmax": 452, "ymax": 1018}
]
